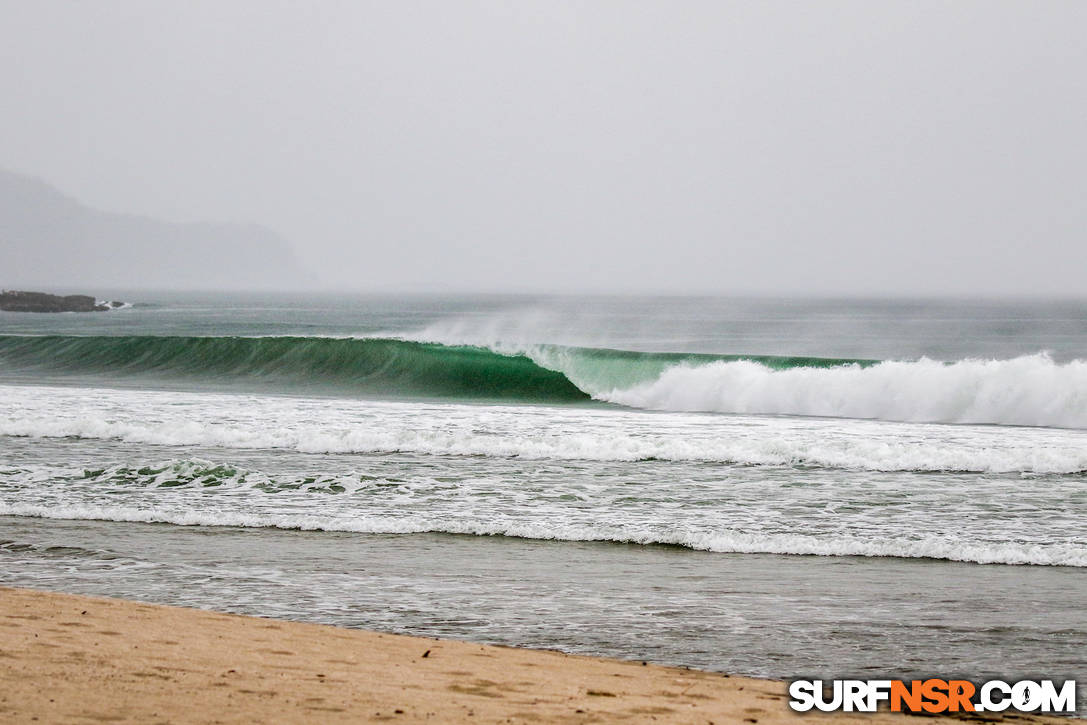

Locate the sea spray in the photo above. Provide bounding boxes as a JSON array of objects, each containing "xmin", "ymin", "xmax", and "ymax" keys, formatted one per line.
[
  {"xmin": 2, "ymin": 335, "xmax": 1087, "ymax": 428},
  {"xmin": 598, "ymin": 354, "xmax": 1087, "ymax": 428}
]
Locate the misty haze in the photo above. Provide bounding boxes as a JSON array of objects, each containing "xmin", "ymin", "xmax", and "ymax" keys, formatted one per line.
[
  {"xmin": 1, "ymin": 3, "xmax": 1085, "ymax": 723},
  {"xmin": 0, "ymin": 168, "xmax": 309, "ymax": 290},
  {"xmin": 1, "ymin": 1, "xmax": 1085, "ymax": 295}
]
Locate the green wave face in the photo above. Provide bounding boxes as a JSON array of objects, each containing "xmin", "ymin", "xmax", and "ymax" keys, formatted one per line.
[
  {"xmin": 0, "ymin": 335, "xmax": 876, "ymax": 402},
  {"xmin": 529, "ymin": 345, "xmax": 877, "ymax": 395},
  {"xmin": 0, "ymin": 335, "xmax": 588, "ymax": 401}
]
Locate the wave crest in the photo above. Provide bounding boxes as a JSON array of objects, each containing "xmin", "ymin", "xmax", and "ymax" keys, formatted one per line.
[
  {"xmin": 0, "ymin": 335, "xmax": 587, "ymax": 401},
  {"xmin": 597, "ymin": 353, "xmax": 1087, "ymax": 428},
  {"xmin": 2, "ymin": 335, "xmax": 1087, "ymax": 428}
]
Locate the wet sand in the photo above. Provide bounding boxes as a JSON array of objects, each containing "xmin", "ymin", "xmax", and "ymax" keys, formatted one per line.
[{"xmin": 0, "ymin": 586, "xmax": 1064, "ymax": 724}]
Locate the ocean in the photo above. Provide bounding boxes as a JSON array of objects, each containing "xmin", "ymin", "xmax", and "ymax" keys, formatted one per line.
[{"xmin": 1, "ymin": 293, "xmax": 1084, "ymax": 701}]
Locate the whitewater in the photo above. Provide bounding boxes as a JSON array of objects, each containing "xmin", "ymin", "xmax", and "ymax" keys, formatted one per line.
[
  {"xmin": 2, "ymin": 293, "xmax": 1085, "ymax": 703},
  {"xmin": 2, "ymin": 379, "xmax": 1085, "ymax": 567},
  {"xmin": 5, "ymin": 383, "xmax": 1087, "ymax": 473},
  {"xmin": 3, "ymin": 333, "xmax": 1087, "ymax": 428},
  {"xmin": 2, "ymin": 298, "xmax": 1086, "ymax": 567}
]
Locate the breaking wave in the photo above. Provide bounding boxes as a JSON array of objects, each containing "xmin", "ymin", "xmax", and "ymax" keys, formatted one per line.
[
  {"xmin": 597, "ymin": 354, "xmax": 1087, "ymax": 429},
  {"xmin": 0, "ymin": 334, "xmax": 588, "ymax": 401},
  {"xmin": 1, "ymin": 334, "xmax": 1086, "ymax": 428}
]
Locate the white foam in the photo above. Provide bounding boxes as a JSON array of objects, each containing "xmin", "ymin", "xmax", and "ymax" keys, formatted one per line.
[
  {"xmin": 4, "ymin": 384, "xmax": 1084, "ymax": 570},
  {"xmin": 390, "ymin": 325, "xmax": 1087, "ymax": 430},
  {"xmin": 598, "ymin": 354, "xmax": 1087, "ymax": 428},
  {"xmin": 6, "ymin": 412, "xmax": 1087, "ymax": 473},
  {"xmin": 1, "ymin": 501, "xmax": 1082, "ymax": 567},
  {"xmin": 3, "ymin": 383, "xmax": 1087, "ymax": 473}
]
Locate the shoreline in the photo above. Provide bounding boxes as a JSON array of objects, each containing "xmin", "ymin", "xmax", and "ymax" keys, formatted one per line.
[{"xmin": 0, "ymin": 586, "xmax": 1068, "ymax": 724}]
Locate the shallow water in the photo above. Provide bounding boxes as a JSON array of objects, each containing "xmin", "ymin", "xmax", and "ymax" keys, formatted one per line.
[
  {"xmin": 2, "ymin": 517, "xmax": 1083, "ymax": 696},
  {"xmin": 1, "ymin": 293, "xmax": 1085, "ymax": 706}
]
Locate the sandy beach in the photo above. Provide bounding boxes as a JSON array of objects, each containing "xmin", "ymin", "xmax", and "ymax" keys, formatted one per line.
[{"xmin": 0, "ymin": 586, "xmax": 1066, "ymax": 724}]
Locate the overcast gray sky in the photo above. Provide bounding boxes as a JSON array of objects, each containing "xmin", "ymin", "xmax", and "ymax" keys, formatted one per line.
[{"xmin": 1, "ymin": 1, "xmax": 1084, "ymax": 295}]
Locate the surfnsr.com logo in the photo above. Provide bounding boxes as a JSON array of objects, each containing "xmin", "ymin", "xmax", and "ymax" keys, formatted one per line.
[{"xmin": 788, "ymin": 679, "xmax": 1076, "ymax": 714}]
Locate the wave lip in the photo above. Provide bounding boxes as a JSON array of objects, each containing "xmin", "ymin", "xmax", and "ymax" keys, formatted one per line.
[
  {"xmin": 0, "ymin": 334, "xmax": 588, "ymax": 402},
  {"xmin": 2, "ymin": 334, "xmax": 1087, "ymax": 429},
  {"xmin": 595, "ymin": 353, "xmax": 1087, "ymax": 429}
]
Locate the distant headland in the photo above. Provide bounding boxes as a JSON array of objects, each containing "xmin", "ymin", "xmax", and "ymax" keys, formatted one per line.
[
  {"xmin": 0, "ymin": 290, "xmax": 125, "ymax": 313},
  {"xmin": 0, "ymin": 168, "xmax": 314, "ymax": 291}
]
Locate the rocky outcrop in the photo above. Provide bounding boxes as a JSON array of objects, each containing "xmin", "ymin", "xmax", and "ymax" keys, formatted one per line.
[{"xmin": 0, "ymin": 290, "xmax": 121, "ymax": 313}]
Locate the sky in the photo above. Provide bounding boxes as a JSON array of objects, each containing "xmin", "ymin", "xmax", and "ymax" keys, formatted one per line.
[{"xmin": 1, "ymin": 1, "xmax": 1085, "ymax": 295}]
